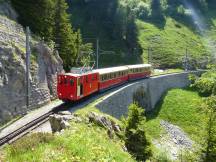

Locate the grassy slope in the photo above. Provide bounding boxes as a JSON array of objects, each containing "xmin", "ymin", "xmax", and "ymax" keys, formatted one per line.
[
  {"xmin": 1, "ymin": 107, "xmax": 135, "ymax": 162},
  {"xmin": 68, "ymin": 1, "xmax": 216, "ymax": 68},
  {"xmin": 1, "ymin": 89, "xmax": 209, "ymax": 161},
  {"xmin": 146, "ymin": 89, "xmax": 208, "ymax": 145},
  {"xmin": 137, "ymin": 18, "xmax": 208, "ymax": 67}
]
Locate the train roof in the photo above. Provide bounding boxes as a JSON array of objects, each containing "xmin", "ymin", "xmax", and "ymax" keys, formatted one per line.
[
  {"xmin": 60, "ymin": 64, "xmax": 152, "ymax": 76},
  {"xmin": 126, "ymin": 64, "xmax": 152, "ymax": 68},
  {"xmin": 93, "ymin": 66, "xmax": 129, "ymax": 75}
]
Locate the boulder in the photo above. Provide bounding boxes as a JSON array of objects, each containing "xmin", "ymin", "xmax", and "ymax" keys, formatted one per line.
[{"xmin": 49, "ymin": 114, "xmax": 70, "ymax": 133}]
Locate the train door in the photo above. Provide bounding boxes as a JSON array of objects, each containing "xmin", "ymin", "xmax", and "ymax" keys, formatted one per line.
[{"xmin": 77, "ymin": 77, "xmax": 83, "ymax": 97}]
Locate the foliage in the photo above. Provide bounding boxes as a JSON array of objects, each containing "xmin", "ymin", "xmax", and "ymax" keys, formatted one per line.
[
  {"xmin": 191, "ymin": 71, "xmax": 216, "ymax": 96},
  {"xmin": 146, "ymin": 89, "xmax": 209, "ymax": 161},
  {"xmin": 123, "ymin": 103, "xmax": 152, "ymax": 161},
  {"xmin": 54, "ymin": 0, "xmax": 78, "ymax": 71},
  {"xmin": 11, "ymin": 0, "xmax": 55, "ymax": 42},
  {"xmin": 11, "ymin": 0, "xmax": 93, "ymax": 71},
  {"xmin": 188, "ymin": 74, "xmax": 198, "ymax": 84},
  {"xmin": 150, "ymin": 0, "xmax": 165, "ymax": 22},
  {"xmin": 204, "ymin": 96, "xmax": 216, "ymax": 161}
]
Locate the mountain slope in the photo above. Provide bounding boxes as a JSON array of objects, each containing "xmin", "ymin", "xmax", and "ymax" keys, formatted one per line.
[{"xmin": 68, "ymin": 0, "xmax": 216, "ymax": 68}]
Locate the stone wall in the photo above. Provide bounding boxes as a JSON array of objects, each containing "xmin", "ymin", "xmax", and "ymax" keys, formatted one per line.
[{"xmin": 96, "ymin": 71, "xmax": 203, "ymax": 119}]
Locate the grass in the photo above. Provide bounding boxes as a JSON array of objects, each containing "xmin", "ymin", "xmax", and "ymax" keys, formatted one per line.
[
  {"xmin": 2, "ymin": 124, "xmax": 135, "ymax": 162},
  {"xmin": 137, "ymin": 18, "xmax": 209, "ymax": 68},
  {"xmin": 0, "ymin": 89, "xmax": 210, "ymax": 161},
  {"xmin": 68, "ymin": 1, "xmax": 215, "ymax": 68},
  {"xmin": 1, "ymin": 104, "xmax": 134, "ymax": 162},
  {"xmin": 146, "ymin": 89, "xmax": 208, "ymax": 145}
]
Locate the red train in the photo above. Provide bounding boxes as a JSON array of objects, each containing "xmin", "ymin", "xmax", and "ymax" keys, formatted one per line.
[{"xmin": 57, "ymin": 64, "xmax": 152, "ymax": 102}]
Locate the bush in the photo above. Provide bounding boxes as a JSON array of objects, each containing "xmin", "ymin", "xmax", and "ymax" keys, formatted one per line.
[
  {"xmin": 192, "ymin": 71, "xmax": 216, "ymax": 97},
  {"xmin": 123, "ymin": 103, "xmax": 152, "ymax": 161},
  {"xmin": 204, "ymin": 96, "xmax": 216, "ymax": 161}
]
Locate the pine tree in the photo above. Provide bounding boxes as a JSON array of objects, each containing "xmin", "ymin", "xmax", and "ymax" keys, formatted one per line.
[
  {"xmin": 54, "ymin": 0, "xmax": 78, "ymax": 71},
  {"xmin": 150, "ymin": 0, "xmax": 164, "ymax": 21},
  {"xmin": 124, "ymin": 103, "xmax": 152, "ymax": 161}
]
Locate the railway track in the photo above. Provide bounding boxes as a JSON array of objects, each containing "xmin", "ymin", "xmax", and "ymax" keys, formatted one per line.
[
  {"xmin": 0, "ymin": 103, "xmax": 69, "ymax": 147},
  {"xmin": 0, "ymin": 111, "xmax": 53, "ymax": 147}
]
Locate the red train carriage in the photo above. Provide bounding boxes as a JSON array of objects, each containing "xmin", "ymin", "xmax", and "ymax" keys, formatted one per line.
[
  {"xmin": 127, "ymin": 64, "xmax": 151, "ymax": 81},
  {"xmin": 93, "ymin": 66, "xmax": 129, "ymax": 91},
  {"xmin": 57, "ymin": 69, "xmax": 99, "ymax": 101},
  {"xmin": 57, "ymin": 64, "xmax": 152, "ymax": 102}
]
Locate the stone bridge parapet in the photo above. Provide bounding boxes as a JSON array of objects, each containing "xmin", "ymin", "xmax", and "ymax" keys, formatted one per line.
[{"xmin": 96, "ymin": 71, "xmax": 203, "ymax": 119}]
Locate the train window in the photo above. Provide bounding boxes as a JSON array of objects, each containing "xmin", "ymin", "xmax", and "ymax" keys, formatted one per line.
[
  {"xmin": 101, "ymin": 75, "xmax": 104, "ymax": 81},
  {"xmin": 70, "ymin": 79, "xmax": 74, "ymax": 86}
]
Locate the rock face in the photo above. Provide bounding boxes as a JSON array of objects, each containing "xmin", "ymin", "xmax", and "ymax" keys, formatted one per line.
[
  {"xmin": 0, "ymin": 1, "xmax": 17, "ymax": 20},
  {"xmin": 0, "ymin": 4, "xmax": 64, "ymax": 123},
  {"xmin": 49, "ymin": 111, "xmax": 82, "ymax": 133}
]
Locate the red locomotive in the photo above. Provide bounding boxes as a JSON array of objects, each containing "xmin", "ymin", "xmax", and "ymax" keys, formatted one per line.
[{"xmin": 57, "ymin": 64, "xmax": 151, "ymax": 102}]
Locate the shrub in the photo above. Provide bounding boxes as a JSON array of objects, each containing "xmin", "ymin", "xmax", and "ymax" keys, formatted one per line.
[
  {"xmin": 204, "ymin": 96, "xmax": 216, "ymax": 161},
  {"xmin": 123, "ymin": 103, "xmax": 152, "ymax": 161},
  {"xmin": 192, "ymin": 71, "xmax": 216, "ymax": 97}
]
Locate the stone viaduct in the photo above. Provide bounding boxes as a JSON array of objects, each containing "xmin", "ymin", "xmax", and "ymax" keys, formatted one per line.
[{"xmin": 95, "ymin": 71, "xmax": 203, "ymax": 119}]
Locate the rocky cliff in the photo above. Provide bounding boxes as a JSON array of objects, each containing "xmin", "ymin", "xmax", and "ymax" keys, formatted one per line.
[{"xmin": 0, "ymin": 2, "xmax": 63, "ymax": 123}]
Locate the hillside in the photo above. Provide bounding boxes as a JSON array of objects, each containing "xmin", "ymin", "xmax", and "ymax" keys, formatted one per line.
[
  {"xmin": 68, "ymin": 0, "xmax": 216, "ymax": 68},
  {"xmin": 0, "ymin": 88, "xmax": 211, "ymax": 161}
]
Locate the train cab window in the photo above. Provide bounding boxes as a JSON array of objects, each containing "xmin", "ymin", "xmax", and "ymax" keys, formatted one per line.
[{"xmin": 70, "ymin": 79, "xmax": 74, "ymax": 86}]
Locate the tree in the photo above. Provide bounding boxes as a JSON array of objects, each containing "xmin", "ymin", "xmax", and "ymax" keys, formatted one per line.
[
  {"xmin": 150, "ymin": 0, "xmax": 165, "ymax": 21},
  {"xmin": 11, "ymin": 0, "xmax": 55, "ymax": 42},
  {"xmin": 54, "ymin": 0, "xmax": 79, "ymax": 71},
  {"xmin": 123, "ymin": 103, "xmax": 152, "ymax": 161},
  {"xmin": 204, "ymin": 96, "xmax": 216, "ymax": 161}
]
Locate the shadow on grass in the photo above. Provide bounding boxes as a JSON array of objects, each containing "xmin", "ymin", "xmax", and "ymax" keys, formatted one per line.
[{"xmin": 145, "ymin": 91, "xmax": 167, "ymax": 122}]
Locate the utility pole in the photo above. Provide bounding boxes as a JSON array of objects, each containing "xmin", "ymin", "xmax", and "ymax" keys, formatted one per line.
[
  {"xmin": 26, "ymin": 27, "xmax": 31, "ymax": 108},
  {"xmin": 96, "ymin": 38, "xmax": 99, "ymax": 69},
  {"xmin": 185, "ymin": 48, "xmax": 188, "ymax": 71}
]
